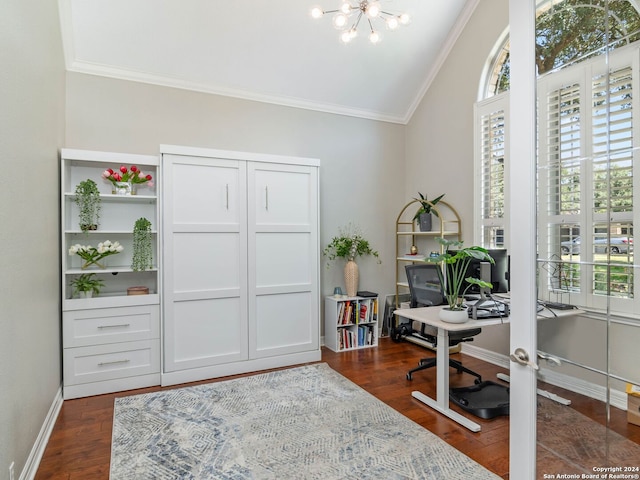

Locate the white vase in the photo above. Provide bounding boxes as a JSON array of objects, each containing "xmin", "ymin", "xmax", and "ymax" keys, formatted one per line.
[
  {"xmin": 78, "ymin": 291, "xmax": 93, "ymax": 299},
  {"xmin": 344, "ymin": 259, "xmax": 359, "ymax": 297},
  {"xmin": 439, "ymin": 307, "xmax": 468, "ymax": 323}
]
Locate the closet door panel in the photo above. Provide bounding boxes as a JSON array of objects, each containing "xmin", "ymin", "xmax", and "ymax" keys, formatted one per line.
[
  {"xmin": 172, "ymin": 232, "xmax": 240, "ymax": 292},
  {"xmin": 248, "ymin": 162, "xmax": 319, "ymax": 359},
  {"xmin": 172, "ymin": 162, "xmax": 240, "ymax": 224},
  {"xmin": 253, "ymin": 169, "xmax": 311, "ymax": 225},
  {"xmin": 163, "ymin": 154, "xmax": 247, "ymax": 374},
  {"xmin": 255, "ymin": 292, "xmax": 314, "ymax": 355},
  {"xmin": 170, "ymin": 298, "xmax": 243, "ymax": 369},
  {"xmin": 255, "ymin": 232, "xmax": 311, "ymax": 287}
]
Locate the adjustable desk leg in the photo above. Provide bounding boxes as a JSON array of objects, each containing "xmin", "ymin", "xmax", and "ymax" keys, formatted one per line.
[{"xmin": 412, "ymin": 326, "xmax": 482, "ymax": 432}]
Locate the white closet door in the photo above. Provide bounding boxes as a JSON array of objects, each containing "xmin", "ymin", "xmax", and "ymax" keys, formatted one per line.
[
  {"xmin": 163, "ymin": 154, "xmax": 248, "ymax": 372},
  {"xmin": 248, "ymin": 162, "xmax": 319, "ymax": 359}
]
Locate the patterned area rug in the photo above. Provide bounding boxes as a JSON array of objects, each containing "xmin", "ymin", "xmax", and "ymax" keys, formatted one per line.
[{"xmin": 110, "ymin": 363, "xmax": 500, "ymax": 479}]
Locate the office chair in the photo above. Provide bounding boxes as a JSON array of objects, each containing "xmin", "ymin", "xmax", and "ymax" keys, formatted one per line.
[{"xmin": 404, "ymin": 264, "xmax": 482, "ymax": 383}]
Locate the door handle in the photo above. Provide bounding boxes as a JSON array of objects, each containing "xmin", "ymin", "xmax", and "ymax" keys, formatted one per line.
[
  {"xmin": 509, "ymin": 347, "xmax": 539, "ymax": 370},
  {"xmin": 537, "ymin": 350, "xmax": 562, "ymax": 367}
]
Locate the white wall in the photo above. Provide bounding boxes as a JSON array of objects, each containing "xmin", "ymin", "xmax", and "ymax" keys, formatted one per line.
[
  {"xmin": 64, "ymin": 72, "xmax": 406, "ymax": 326},
  {"xmin": 406, "ymin": 0, "xmax": 510, "ymax": 353},
  {"xmin": 0, "ymin": 0, "xmax": 65, "ymax": 476}
]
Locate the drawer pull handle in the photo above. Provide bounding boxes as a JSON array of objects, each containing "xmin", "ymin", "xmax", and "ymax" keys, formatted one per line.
[
  {"xmin": 97, "ymin": 323, "xmax": 131, "ymax": 329},
  {"xmin": 98, "ymin": 359, "xmax": 130, "ymax": 366}
]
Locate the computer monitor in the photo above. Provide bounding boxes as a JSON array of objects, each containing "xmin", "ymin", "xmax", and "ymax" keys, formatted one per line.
[{"xmin": 446, "ymin": 248, "xmax": 510, "ymax": 295}]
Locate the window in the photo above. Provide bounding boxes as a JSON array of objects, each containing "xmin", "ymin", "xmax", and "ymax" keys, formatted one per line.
[{"xmin": 475, "ymin": 0, "xmax": 640, "ymax": 313}]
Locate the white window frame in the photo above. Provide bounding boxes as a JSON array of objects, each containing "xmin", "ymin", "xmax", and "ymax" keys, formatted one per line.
[{"xmin": 474, "ymin": 44, "xmax": 640, "ymax": 315}]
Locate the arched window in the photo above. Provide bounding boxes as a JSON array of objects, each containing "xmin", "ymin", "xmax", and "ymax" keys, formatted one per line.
[
  {"xmin": 475, "ymin": 0, "xmax": 640, "ymax": 312},
  {"xmin": 485, "ymin": 0, "xmax": 640, "ymax": 98}
]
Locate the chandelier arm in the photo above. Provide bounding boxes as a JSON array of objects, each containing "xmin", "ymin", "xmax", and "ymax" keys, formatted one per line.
[
  {"xmin": 352, "ymin": 11, "xmax": 364, "ymax": 29},
  {"xmin": 367, "ymin": 17, "xmax": 375, "ymax": 32}
]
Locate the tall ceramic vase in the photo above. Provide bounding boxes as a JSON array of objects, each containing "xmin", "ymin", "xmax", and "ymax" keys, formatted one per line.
[{"xmin": 344, "ymin": 259, "xmax": 359, "ymax": 297}]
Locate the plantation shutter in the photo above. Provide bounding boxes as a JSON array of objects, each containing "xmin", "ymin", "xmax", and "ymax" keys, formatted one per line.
[{"xmin": 475, "ymin": 93, "xmax": 509, "ymax": 249}]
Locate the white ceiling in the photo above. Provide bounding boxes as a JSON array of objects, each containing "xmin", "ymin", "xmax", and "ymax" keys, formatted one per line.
[{"xmin": 58, "ymin": 0, "xmax": 478, "ymax": 124}]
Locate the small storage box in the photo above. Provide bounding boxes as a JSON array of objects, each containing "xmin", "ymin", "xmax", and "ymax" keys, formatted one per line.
[
  {"xmin": 127, "ymin": 286, "xmax": 149, "ymax": 295},
  {"xmin": 628, "ymin": 384, "xmax": 640, "ymax": 427}
]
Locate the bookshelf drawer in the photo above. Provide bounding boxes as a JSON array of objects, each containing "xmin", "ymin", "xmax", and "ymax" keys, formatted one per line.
[
  {"xmin": 63, "ymin": 305, "xmax": 159, "ymax": 347},
  {"xmin": 63, "ymin": 339, "xmax": 160, "ymax": 386}
]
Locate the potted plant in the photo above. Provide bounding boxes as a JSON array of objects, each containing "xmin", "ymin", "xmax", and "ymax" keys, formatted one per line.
[
  {"xmin": 70, "ymin": 273, "xmax": 104, "ymax": 298},
  {"xmin": 426, "ymin": 237, "xmax": 494, "ymax": 323},
  {"xmin": 323, "ymin": 223, "xmax": 381, "ymax": 297},
  {"xmin": 102, "ymin": 165, "xmax": 154, "ymax": 195},
  {"xmin": 68, "ymin": 240, "xmax": 124, "ymax": 269},
  {"xmin": 75, "ymin": 179, "xmax": 102, "ymax": 232},
  {"xmin": 412, "ymin": 192, "xmax": 445, "ymax": 232},
  {"xmin": 131, "ymin": 217, "xmax": 153, "ymax": 271}
]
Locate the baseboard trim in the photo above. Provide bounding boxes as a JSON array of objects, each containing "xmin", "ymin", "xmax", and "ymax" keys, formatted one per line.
[
  {"xmin": 21, "ymin": 385, "xmax": 63, "ymax": 480},
  {"xmin": 462, "ymin": 344, "xmax": 627, "ymax": 411}
]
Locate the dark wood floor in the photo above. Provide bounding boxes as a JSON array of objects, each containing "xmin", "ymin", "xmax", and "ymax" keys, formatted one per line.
[{"xmin": 36, "ymin": 338, "xmax": 640, "ymax": 479}]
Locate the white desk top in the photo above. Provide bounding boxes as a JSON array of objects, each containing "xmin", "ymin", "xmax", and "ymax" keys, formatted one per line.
[{"xmin": 394, "ymin": 304, "xmax": 582, "ymax": 331}]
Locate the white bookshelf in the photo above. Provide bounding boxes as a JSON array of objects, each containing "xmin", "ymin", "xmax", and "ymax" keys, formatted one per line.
[{"xmin": 324, "ymin": 295, "xmax": 379, "ymax": 352}]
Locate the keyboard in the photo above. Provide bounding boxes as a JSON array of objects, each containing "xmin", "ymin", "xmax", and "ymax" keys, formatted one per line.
[{"xmin": 543, "ymin": 301, "xmax": 575, "ymax": 310}]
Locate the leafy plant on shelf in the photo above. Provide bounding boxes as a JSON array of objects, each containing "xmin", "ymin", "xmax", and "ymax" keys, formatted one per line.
[
  {"xmin": 131, "ymin": 217, "xmax": 153, "ymax": 271},
  {"xmin": 322, "ymin": 223, "xmax": 381, "ymax": 267},
  {"xmin": 74, "ymin": 179, "xmax": 102, "ymax": 233},
  {"xmin": 68, "ymin": 240, "xmax": 124, "ymax": 269},
  {"xmin": 426, "ymin": 237, "xmax": 494, "ymax": 311},
  {"xmin": 70, "ymin": 273, "xmax": 104, "ymax": 298},
  {"xmin": 412, "ymin": 192, "xmax": 445, "ymax": 221}
]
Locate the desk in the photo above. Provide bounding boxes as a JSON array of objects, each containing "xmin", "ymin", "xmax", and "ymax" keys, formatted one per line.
[{"xmin": 394, "ymin": 305, "xmax": 581, "ymax": 432}]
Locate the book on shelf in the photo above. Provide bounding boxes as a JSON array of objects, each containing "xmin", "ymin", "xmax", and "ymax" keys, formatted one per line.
[{"xmin": 359, "ymin": 304, "xmax": 367, "ymax": 322}]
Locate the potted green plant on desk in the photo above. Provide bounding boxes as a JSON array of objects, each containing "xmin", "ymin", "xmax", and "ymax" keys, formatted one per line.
[{"xmin": 426, "ymin": 237, "xmax": 494, "ymax": 323}]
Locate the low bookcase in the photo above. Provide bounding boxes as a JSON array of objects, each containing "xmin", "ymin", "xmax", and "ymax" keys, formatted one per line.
[{"xmin": 324, "ymin": 295, "xmax": 379, "ymax": 352}]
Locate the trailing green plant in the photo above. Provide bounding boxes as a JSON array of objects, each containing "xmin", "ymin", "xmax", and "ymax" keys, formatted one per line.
[
  {"xmin": 322, "ymin": 223, "xmax": 380, "ymax": 268},
  {"xmin": 75, "ymin": 179, "xmax": 102, "ymax": 232},
  {"xmin": 70, "ymin": 273, "xmax": 104, "ymax": 297},
  {"xmin": 426, "ymin": 237, "xmax": 494, "ymax": 311},
  {"xmin": 131, "ymin": 217, "xmax": 153, "ymax": 271},
  {"xmin": 412, "ymin": 192, "xmax": 445, "ymax": 221}
]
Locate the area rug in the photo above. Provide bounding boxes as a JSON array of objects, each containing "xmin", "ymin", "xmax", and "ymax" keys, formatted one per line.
[
  {"xmin": 537, "ymin": 395, "xmax": 640, "ymax": 475},
  {"xmin": 110, "ymin": 363, "xmax": 500, "ymax": 479}
]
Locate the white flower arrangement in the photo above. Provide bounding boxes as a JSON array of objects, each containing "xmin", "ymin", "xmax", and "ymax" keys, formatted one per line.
[{"xmin": 69, "ymin": 240, "xmax": 124, "ymax": 269}]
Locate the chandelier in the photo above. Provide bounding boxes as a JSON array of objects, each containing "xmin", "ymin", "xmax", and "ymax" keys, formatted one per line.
[{"xmin": 311, "ymin": 1, "xmax": 410, "ymax": 44}]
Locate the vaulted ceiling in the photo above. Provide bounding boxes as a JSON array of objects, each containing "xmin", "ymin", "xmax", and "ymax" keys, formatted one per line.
[{"xmin": 58, "ymin": 0, "xmax": 478, "ymax": 124}]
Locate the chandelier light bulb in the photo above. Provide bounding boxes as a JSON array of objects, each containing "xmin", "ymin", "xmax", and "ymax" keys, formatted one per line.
[
  {"xmin": 369, "ymin": 30, "xmax": 381, "ymax": 44},
  {"xmin": 333, "ymin": 13, "xmax": 348, "ymax": 28},
  {"xmin": 340, "ymin": 2, "xmax": 351, "ymax": 14},
  {"xmin": 367, "ymin": 2, "xmax": 381, "ymax": 18},
  {"xmin": 348, "ymin": 27, "xmax": 358, "ymax": 39},
  {"xmin": 386, "ymin": 17, "xmax": 399, "ymax": 30},
  {"xmin": 311, "ymin": 6, "xmax": 324, "ymax": 19},
  {"xmin": 399, "ymin": 13, "xmax": 410, "ymax": 25},
  {"xmin": 341, "ymin": 31, "xmax": 353, "ymax": 43}
]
